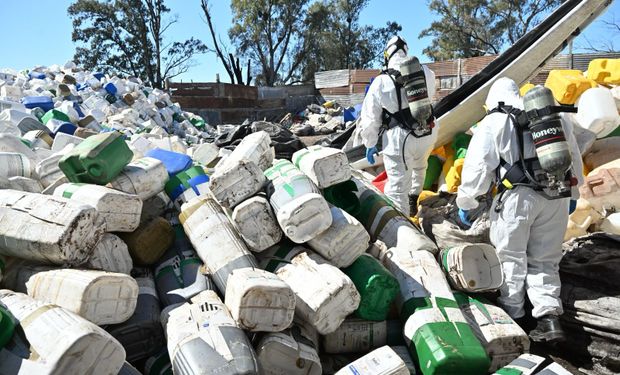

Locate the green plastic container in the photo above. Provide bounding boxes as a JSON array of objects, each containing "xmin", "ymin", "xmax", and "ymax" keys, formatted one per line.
[
  {"xmin": 402, "ymin": 296, "xmax": 491, "ymax": 375},
  {"xmin": 423, "ymin": 155, "xmax": 443, "ymax": 190},
  {"xmin": 190, "ymin": 117, "xmax": 206, "ymax": 129},
  {"xmin": 59, "ymin": 131, "xmax": 133, "ymax": 184},
  {"xmin": 604, "ymin": 126, "xmax": 620, "ymax": 138},
  {"xmin": 41, "ymin": 109, "xmax": 71, "ymax": 125},
  {"xmin": 164, "ymin": 166, "xmax": 206, "ymax": 196},
  {"xmin": 323, "ymin": 180, "xmax": 361, "ymax": 217},
  {"xmin": 0, "ymin": 305, "xmax": 15, "ymax": 348},
  {"xmin": 342, "ymin": 254, "xmax": 400, "ymax": 321},
  {"xmin": 452, "ymin": 132, "xmax": 472, "ymax": 160}
]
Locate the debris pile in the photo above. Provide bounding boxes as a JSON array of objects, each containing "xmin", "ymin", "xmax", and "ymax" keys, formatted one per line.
[{"xmin": 0, "ymin": 59, "xmax": 617, "ymax": 375}]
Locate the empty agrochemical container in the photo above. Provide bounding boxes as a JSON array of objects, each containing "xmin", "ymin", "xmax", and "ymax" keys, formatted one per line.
[
  {"xmin": 255, "ymin": 326, "xmax": 322, "ymax": 375},
  {"xmin": 231, "ymin": 195, "xmax": 283, "ymax": 252},
  {"xmin": 86, "ymin": 233, "xmax": 133, "ymax": 275},
  {"xmin": 210, "ymin": 159, "xmax": 266, "ymax": 209},
  {"xmin": 0, "ymin": 190, "xmax": 103, "ymax": 266},
  {"xmin": 322, "ymin": 319, "xmax": 402, "ymax": 354},
  {"xmin": 25, "ymin": 268, "xmax": 139, "ymax": 325},
  {"xmin": 440, "ymin": 243, "xmax": 504, "ymax": 293},
  {"xmin": 224, "ymin": 267, "xmax": 295, "ymax": 332},
  {"xmin": 260, "ymin": 243, "xmax": 360, "ymax": 334},
  {"xmin": 264, "ymin": 160, "xmax": 332, "ymax": 243},
  {"xmin": 119, "ymin": 217, "xmax": 174, "ymax": 266},
  {"xmin": 53, "ymin": 183, "xmax": 143, "ymax": 232},
  {"xmin": 180, "ymin": 195, "xmax": 257, "ymax": 293},
  {"xmin": 292, "ymin": 145, "xmax": 352, "ymax": 189},
  {"xmin": 334, "ymin": 346, "xmax": 409, "ymax": 375},
  {"xmin": 108, "ymin": 157, "xmax": 169, "ymax": 200},
  {"xmin": 0, "ymin": 289, "xmax": 125, "ymax": 374},
  {"xmin": 165, "ymin": 290, "xmax": 259, "ymax": 375}
]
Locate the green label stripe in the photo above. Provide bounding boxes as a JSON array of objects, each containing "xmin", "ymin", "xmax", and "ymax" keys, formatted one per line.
[
  {"xmin": 453, "ymin": 292, "xmax": 494, "ymax": 323},
  {"xmin": 265, "ymin": 160, "xmax": 294, "ymax": 179},
  {"xmin": 441, "ymin": 249, "xmax": 451, "ymax": 272},
  {"xmin": 401, "ymin": 296, "xmax": 459, "ymax": 322},
  {"xmin": 180, "ymin": 257, "xmax": 202, "ymax": 267},
  {"xmin": 279, "ymin": 175, "xmax": 308, "ymax": 198},
  {"xmin": 374, "ymin": 209, "xmax": 401, "ymax": 240},
  {"xmin": 495, "ymin": 369, "xmax": 524, "ymax": 375},
  {"xmin": 61, "ymin": 183, "xmax": 86, "ymax": 199},
  {"xmin": 264, "ymin": 242, "xmax": 296, "ymax": 273},
  {"xmin": 292, "ymin": 149, "xmax": 312, "ymax": 168}
]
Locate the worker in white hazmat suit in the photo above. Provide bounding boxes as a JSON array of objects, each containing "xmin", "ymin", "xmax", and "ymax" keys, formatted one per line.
[
  {"xmin": 456, "ymin": 77, "xmax": 583, "ymax": 343},
  {"xmin": 359, "ymin": 36, "xmax": 438, "ymax": 216}
]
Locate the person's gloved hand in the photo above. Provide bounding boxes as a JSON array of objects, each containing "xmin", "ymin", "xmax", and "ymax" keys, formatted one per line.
[
  {"xmin": 458, "ymin": 208, "xmax": 473, "ymax": 228},
  {"xmin": 569, "ymin": 200, "xmax": 577, "ymax": 215},
  {"xmin": 366, "ymin": 146, "xmax": 378, "ymax": 165}
]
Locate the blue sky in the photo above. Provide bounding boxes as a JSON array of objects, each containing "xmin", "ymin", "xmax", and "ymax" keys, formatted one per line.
[{"xmin": 0, "ymin": 0, "xmax": 617, "ymax": 83}]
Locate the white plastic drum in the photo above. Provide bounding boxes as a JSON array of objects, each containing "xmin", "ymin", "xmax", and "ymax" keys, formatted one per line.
[
  {"xmin": 166, "ymin": 290, "xmax": 259, "ymax": 375},
  {"xmin": 0, "ymin": 290, "xmax": 125, "ymax": 374},
  {"xmin": 180, "ymin": 196, "xmax": 257, "ymax": 293},
  {"xmin": 209, "ymin": 159, "xmax": 266, "ymax": 209},
  {"xmin": 25, "ymin": 268, "xmax": 139, "ymax": 325},
  {"xmin": 53, "ymin": 183, "xmax": 143, "ymax": 232},
  {"xmin": 108, "ymin": 157, "xmax": 169, "ymax": 200},
  {"xmin": 440, "ymin": 244, "xmax": 503, "ymax": 293},
  {"xmin": 307, "ymin": 205, "xmax": 370, "ymax": 268},
  {"xmin": 231, "ymin": 196, "xmax": 283, "ymax": 252},
  {"xmin": 292, "ymin": 145, "xmax": 351, "ymax": 188},
  {"xmin": 0, "ymin": 190, "xmax": 103, "ymax": 265},
  {"xmin": 224, "ymin": 267, "xmax": 295, "ymax": 332},
  {"xmin": 265, "ymin": 160, "xmax": 332, "ymax": 243},
  {"xmin": 259, "ymin": 244, "xmax": 360, "ymax": 335},
  {"xmin": 86, "ymin": 233, "xmax": 133, "ymax": 275}
]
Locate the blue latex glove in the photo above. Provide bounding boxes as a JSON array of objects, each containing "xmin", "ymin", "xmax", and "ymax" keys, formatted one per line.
[
  {"xmin": 366, "ymin": 146, "xmax": 378, "ymax": 165},
  {"xmin": 458, "ymin": 208, "xmax": 473, "ymax": 228},
  {"xmin": 569, "ymin": 200, "xmax": 577, "ymax": 215}
]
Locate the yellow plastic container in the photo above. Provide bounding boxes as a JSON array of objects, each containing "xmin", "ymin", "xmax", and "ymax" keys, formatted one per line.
[
  {"xmin": 587, "ymin": 59, "xmax": 620, "ymax": 85},
  {"xmin": 445, "ymin": 158, "xmax": 465, "ymax": 193},
  {"xmin": 520, "ymin": 83, "xmax": 535, "ymax": 96},
  {"xmin": 545, "ymin": 70, "xmax": 597, "ymax": 105}
]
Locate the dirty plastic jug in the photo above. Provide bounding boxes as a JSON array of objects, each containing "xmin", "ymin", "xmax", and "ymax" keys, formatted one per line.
[
  {"xmin": 59, "ymin": 131, "xmax": 133, "ymax": 184},
  {"xmin": 231, "ymin": 195, "xmax": 283, "ymax": 252},
  {"xmin": 53, "ymin": 183, "xmax": 143, "ymax": 232},
  {"xmin": 108, "ymin": 157, "xmax": 169, "ymax": 200},
  {"xmin": 440, "ymin": 244, "xmax": 504, "ymax": 293},
  {"xmin": 342, "ymin": 254, "xmax": 400, "ymax": 321},
  {"xmin": 292, "ymin": 145, "xmax": 351, "ymax": 189},
  {"xmin": 87, "ymin": 233, "xmax": 133, "ymax": 274}
]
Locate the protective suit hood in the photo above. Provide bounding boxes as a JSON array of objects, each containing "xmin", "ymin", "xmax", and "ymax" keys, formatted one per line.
[
  {"xmin": 485, "ymin": 77, "xmax": 523, "ymax": 110},
  {"xmin": 387, "ymin": 50, "xmax": 407, "ymax": 71}
]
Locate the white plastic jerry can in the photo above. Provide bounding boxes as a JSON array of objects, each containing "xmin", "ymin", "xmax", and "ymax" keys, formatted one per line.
[
  {"xmin": 25, "ymin": 268, "xmax": 139, "ymax": 325},
  {"xmin": 218, "ymin": 130, "xmax": 274, "ymax": 171},
  {"xmin": 190, "ymin": 142, "xmax": 219, "ymax": 166},
  {"xmin": 334, "ymin": 346, "xmax": 410, "ymax": 375},
  {"xmin": 307, "ymin": 205, "xmax": 370, "ymax": 268},
  {"xmin": 0, "ymin": 289, "xmax": 126, "ymax": 374},
  {"xmin": 209, "ymin": 159, "xmax": 266, "ymax": 209},
  {"xmin": 231, "ymin": 195, "xmax": 283, "ymax": 252},
  {"xmin": 351, "ymin": 174, "xmax": 438, "ymax": 254},
  {"xmin": 264, "ymin": 160, "xmax": 332, "ymax": 243},
  {"xmin": 86, "ymin": 233, "xmax": 133, "ymax": 275},
  {"xmin": 180, "ymin": 195, "xmax": 258, "ymax": 294},
  {"xmin": 439, "ymin": 244, "xmax": 504, "ymax": 293},
  {"xmin": 53, "ymin": 183, "xmax": 143, "ymax": 232},
  {"xmin": 35, "ymin": 144, "xmax": 75, "ymax": 188},
  {"xmin": 535, "ymin": 362, "xmax": 574, "ymax": 375},
  {"xmin": 256, "ymin": 325, "xmax": 323, "ymax": 375},
  {"xmin": 258, "ymin": 243, "xmax": 360, "ymax": 335},
  {"xmin": 491, "ymin": 354, "xmax": 546, "ymax": 375},
  {"xmin": 576, "ymin": 87, "xmax": 620, "ymax": 138},
  {"xmin": 166, "ymin": 290, "xmax": 259, "ymax": 375},
  {"xmin": 292, "ymin": 145, "xmax": 352, "ymax": 189},
  {"xmin": 0, "ymin": 190, "xmax": 103, "ymax": 266},
  {"xmin": 224, "ymin": 267, "xmax": 295, "ymax": 332},
  {"xmin": 453, "ymin": 292, "xmax": 530, "ymax": 371},
  {"xmin": 322, "ymin": 319, "xmax": 402, "ymax": 354},
  {"xmin": 0, "ymin": 152, "xmax": 33, "ymax": 179},
  {"xmin": 0, "ymin": 176, "xmax": 44, "ymax": 193},
  {"xmin": 108, "ymin": 157, "xmax": 169, "ymax": 200}
]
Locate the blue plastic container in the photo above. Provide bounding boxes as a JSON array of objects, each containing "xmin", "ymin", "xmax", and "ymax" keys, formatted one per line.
[
  {"xmin": 73, "ymin": 102, "xmax": 85, "ymax": 118},
  {"xmin": 104, "ymin": 82, "xmax": 118, "ymax": 95},
  {"xmin": 28, "ymin": 71, "xmax": 46, "ymax": 80},
  {"xmin": 93, "ymin": 72, "xmax": 105, "ymax": 81},
  {"xmin": 188, "ymin": 174, "xmax": 210, "ymax": 194},
  {"xmin": 22, "ymin": 96, "xmax": 54, "ymax": 112},
  {"xmin": 145, "ymin": 148, "xmax": 193, "ymax": 176},
  {"xmin": 52, "ymin": 123, "xmax": 78, "ymax": 136}
]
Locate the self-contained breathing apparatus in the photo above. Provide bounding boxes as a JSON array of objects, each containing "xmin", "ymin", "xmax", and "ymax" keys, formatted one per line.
[{"xmin": 490, "ymin": 86, "xmax": 578, "ymax": 211}]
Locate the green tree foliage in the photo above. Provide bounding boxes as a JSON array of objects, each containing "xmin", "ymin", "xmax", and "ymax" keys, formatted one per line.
[
  {"xmin": 68, "ymin": 0, "xmax": 207, "ymax": 88},
  {"xmin": 224, "ymin": 0, "xmax": 401, "ymax": 86},
  {"xmin": 420, "ymin": 0, "xmax": 561, "ymax": 61}
]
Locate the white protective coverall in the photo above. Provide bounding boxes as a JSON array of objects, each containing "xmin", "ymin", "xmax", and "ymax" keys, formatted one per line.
[
  {"xmin": 359, "ymin": 51, "xmax": 438, "ymax": 216},
  {"xmin": 456, "ymin": 78, "xmax": 584, "ymax": 319}
]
